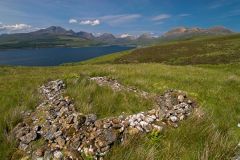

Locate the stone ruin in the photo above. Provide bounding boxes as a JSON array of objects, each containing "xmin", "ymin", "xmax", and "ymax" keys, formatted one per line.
[{"xmin": 12, "ymin": 77, "xmax": 198, "ymax": 160}]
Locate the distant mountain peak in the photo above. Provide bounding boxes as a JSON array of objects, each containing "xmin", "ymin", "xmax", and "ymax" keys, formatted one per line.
[
  {"xmin": 97, "ymin": 33, "xmax": 116, "ymax": 41},
  {"xmin": 32, "ymin": 26, "xmax": 74, "ymax": 35},
  {"xmin": 208, "ymin": 26, "xmax": 233, "ymax": 33},
  {"xmin": 76, "ymin": 31, "xmax": 95, "ymax": 40},
  {"xmin": 164, "ymin": 26, "xmax": 234, "ymax": 38},
  {"xmin": 42, "ymin": 26, "xmax": 66, "ymax": 33},
  {"xmin": 138, "ymin": 33, "xmax": 155, "ymax": 40},
  {"xmin": 101, "ymin": 33, "xmax": 115, "ymax": 37}
]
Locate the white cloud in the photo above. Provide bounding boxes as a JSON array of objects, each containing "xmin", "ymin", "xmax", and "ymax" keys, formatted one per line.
[
  {"xmin": 69, "ymin": 18, "xmax": 77, "ymax": 24},
  {"xmin": 208, "ymin": 0, "xmax": 238, "ymax": 9},
  {"xmin": 69, "ymin": 18, "xmax": 100, "ymax": 26},
  {"xmin": 69, "ymin": 14, "xmax": 141, "ymax": 26},
  {"xmin": 0, "ymin": 23, "xmax": 32, "ymax": 33},
  {"xmin": 178, "ymin": 14, "xmax": 191, "ymax": 17},
  {"xmin": 152, "ymin": 14, "xmax": 171, "ymax": 21},
  {"xmin": 100, "ymin": 14, "xmax": 141, "ymax": 25},
  {"xmin": 79, "ymin": 19, "xmax": 100, "ymax": 26},
  {"xmin": 209, "ymin": 4, "xmax": 220, "ymax": 9},
  {"xmin": 119, "ymin": 33, "xmax": 131, "ymax": 38}
]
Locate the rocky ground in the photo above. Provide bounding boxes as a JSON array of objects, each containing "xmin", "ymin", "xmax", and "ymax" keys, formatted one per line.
[{"xmin": 13, "ymin": 77, "xmax": 199, "ymax": 160}]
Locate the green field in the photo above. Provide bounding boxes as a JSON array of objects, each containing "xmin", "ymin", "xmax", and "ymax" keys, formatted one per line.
[{"xmin": 0, "ymin": 34, "xmax": 240, "ymax": 159}]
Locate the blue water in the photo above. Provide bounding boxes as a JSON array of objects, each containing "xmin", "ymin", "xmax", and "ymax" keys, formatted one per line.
[{"xmin": 0, "ymin": 46, "xmax": 134, "ymax": 66}]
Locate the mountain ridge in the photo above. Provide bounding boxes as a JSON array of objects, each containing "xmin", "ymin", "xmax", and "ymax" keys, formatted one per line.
[
  {"xmin": 163, "ymin": 26, "xmax": 234, "ymax": 39},
  {"xmin": 0, "ymin": 25, "xmax": 236, "ymax": 49}
]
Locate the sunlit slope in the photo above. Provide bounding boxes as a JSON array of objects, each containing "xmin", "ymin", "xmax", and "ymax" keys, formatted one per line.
[{"xmin": 114, "ymin": 34, "xmax": 240, "ymax": 65}]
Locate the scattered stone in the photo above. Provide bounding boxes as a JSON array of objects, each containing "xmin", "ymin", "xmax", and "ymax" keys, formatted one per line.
[
  {"xmin": 128, "ymin": 127, "xmax": 140, "ymax": 135},
  {"xmin": 19, "ymin": 142, "xmax": 28, "ymax": 151},
  {"xmin": 169, "ymin": 116, "xmax": 178, "ymax": 123},
  {"xmin": 152, "ymin": 124, "xmax": 163, "ymax": 132},
  {"xmin": 89, "ymin": 77, "xmax": 150, "ymax": 98},
  {"xmin": 55, "ymin": 136, "xmax": 66, "ymax": 148},
  {"xmin": 19, "ymin": 131, "xmax": 37, "ymax": 144},
  {"xmin": 66, "ymin": 115, "xmax": 74, "ymax": 124},
  {"xmin": 35, "ymin": 148, "xmax": 44, "ymax": 157},
  {"xmin": 102, "ymin": 129, "xmax": 117, "ymax": 145},
  {"xmin": 54, "ymin": 131, "xmax": 63, "ymax": 138},
  {"xmin": 53, "ymin": 150, "xmax": 63, "ymax": 159},
  {"xmin": 74, "ymin": 114, "xmax": 86, "ymax": 129},
  {"xmin": 13, "ymin": 78, "xmax": 198, "ymax": 160},
  {"xmin": 86, "ymin": 114, "xmax": 97, "ymax": 123},
  {"xmin": 177, "ymin": 95, "xmax": 185, "ymax": 103},
  {"xmin": 95, "ymin": 120, "xmax": 103, "ymax": 128},
  {"xmin": 15, "ymin": 125, "xmax": 30, "ymax": 140},
  {"xmin": 43, "ymin": 151, "xmax": 52, "ymax": 160}
]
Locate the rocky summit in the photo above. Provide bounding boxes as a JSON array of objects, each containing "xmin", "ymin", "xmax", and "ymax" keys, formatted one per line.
[{"xmin": 13, "ymin": 77, "xmax": 198, "ymax": 160}]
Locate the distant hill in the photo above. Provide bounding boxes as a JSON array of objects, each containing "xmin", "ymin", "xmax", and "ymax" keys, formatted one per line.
[
  {"xmin": 0, "ymin": 26, "xmax": 235, "ymax": 49},
  {"xmin": 161, "ymin": 26, "xmax": 234, "ymax": 40},
  {"xmin": 114, "ymin": 34, "xmax": 240, "ymax": 65}
]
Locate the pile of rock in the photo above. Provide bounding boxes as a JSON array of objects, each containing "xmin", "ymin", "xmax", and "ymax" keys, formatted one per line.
[
  {"xmin": 90, "ymin": 76, "xmax": 196, "ymax": 127},
  {"xmin": 13, "ymin": 78, "xmax": 197, "ymax": 160},
  {"xmin": 156, "ymin": 90, "xmax": 196, "ymax": 127},
  {"xmin": 90, "ymin": 77, "xmax": 150, "ymax": 98}
]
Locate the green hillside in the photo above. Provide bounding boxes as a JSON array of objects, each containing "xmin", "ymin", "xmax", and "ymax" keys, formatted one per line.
[
  {"xmin": 0, "ymin": 34, "xmax": 240, "ymax": 159},
  {"xmin": 114, "ymin": 34, "xmax": 240, "ymax": 65}
]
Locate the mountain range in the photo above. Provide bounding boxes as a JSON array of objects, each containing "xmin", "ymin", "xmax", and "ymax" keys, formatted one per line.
[
  {"xmin": 0, "ymin": 26, "xmax": 235, "ymax": 49},
  {"xmin": 163, "ymin": 26, "xmax": 233, "ymax": 40}
]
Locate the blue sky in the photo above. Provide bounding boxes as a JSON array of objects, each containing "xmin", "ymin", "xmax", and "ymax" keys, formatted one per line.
[{"xmin": 0, "ymin": 0, "xmax": 239, "ymax": 35}]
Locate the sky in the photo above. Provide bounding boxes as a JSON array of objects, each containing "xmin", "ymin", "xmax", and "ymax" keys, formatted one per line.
[{"xmin": 0, "ymin": 0, "xmax": 239, "ymax": 36}]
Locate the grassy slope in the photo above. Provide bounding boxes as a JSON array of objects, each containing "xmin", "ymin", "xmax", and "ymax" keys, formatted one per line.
[
  {"xmin": 1, "ymin": 34, "xmax": 240, "ymax": 159},
  {"xmin": 1, "ymin": 63, "xmax": 240, "ymax": 159},
  {"xmin": 114, "ymin": 34, "xmax": 240, "ymax": 65}
]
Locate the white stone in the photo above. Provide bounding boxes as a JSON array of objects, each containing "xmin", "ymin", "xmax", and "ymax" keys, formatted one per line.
[
  {"xmin": 149, "ymin": 115, "xmax": 156, "ymax": 120},
  {"xmin": 169, "ymin": 116, "xmax": 178, "ymax": 123},
  {"xmin": 179, "ymin": 115, "xmax": 185, "ymax": 120},
  {"xmin": 136, "ymin": 126, "xmax": 143, "ymax": 132},
  {"xmin": 130, "ymin": 122, "xmax": 135, "ymax": 127},
  {"xmin": 140, "ymin": 121, "xmax": 148, "ymax": 127},
  {"xmin": 144, "ymin": 117, "xmax": 154, "ymax": 123},
  {"xmin": 132, "ymin": 115, "xmax": 137, "ymax": 120},
  {"xmin": 128, "ymin": 118, "xmax": 133, "ymax": 123},
  {"xmin": 238, "ymin": 123, "xmax": 240, "ymax": 128},
  {"xmin": 178, "ymin": 95, "xmax": 184, "ymax": 102},
  {"xmin": 152, "ymin": 124, "xmax": 163, "ymax": 131},
  {"xmin": 89, "ymin": 145, "xmax": 94, "ymax": 153},
  {"xmin": 53, "ymin": 151, "xmax": 63, "ymax": 159},
  {"xmin": 119, "ymin": 126, "xmax": 125, "ymax": 132}
]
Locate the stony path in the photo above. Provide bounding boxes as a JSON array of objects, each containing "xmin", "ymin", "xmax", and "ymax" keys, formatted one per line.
[{"xmin": 13, "ymin": 77, "xmax": 197, "ymax": 160}]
